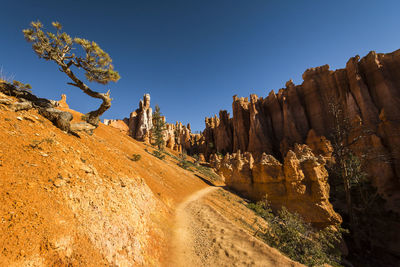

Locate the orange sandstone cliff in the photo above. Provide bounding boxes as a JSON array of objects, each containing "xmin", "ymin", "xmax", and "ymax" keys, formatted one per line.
[{"xmin": 201, "ymin": 50, "xmax": 400, "ymax": 213}]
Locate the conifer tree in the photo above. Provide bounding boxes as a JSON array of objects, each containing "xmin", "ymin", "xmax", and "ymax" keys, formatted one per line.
[
  {"xmin": 152, "ymin": 104, "xmax": 165, "ymax": 151},
  {"xmin": 23, "ymin": 21, "xmax": 120, "ymax": 126},
  {"xmin": 328, "ymin": 100, "xmax": 383, "ymax": 249}
]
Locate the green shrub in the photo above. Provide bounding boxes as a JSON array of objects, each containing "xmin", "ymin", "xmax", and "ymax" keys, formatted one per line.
[
  {"xmin": 151, "ymin": 105, "xmax": 165, "ymax": 150},
  {"xmin": 28, "ymin": 138, "xmax": 54, "ymax": 149},
  {"xmin": 192, "ymin": 154, "xmax": 200, "ymax": 164},
  {"xmin": 12, "ymin": 80, "xmax": 32, "ymax": 92},
  {"xmin": 162, "ymin": 150, "xmax": 179, "ymax": 160},
  {"xmin": 216, "ymin": 151, "xmax": 224, "ymax": 158},
  {"xmin": 178, "ymin": 152, "xmax": 191, "ymax": 170},
  {"xmin": 152, "ymin": 150, "xmax": 165, "ymax": 160},
  {"xmin": 248, "ymin": 199, "xmax": 345, "ymax": 266},
  {"xmin": 130, "ymin": 154, "xmax": 141, "ymax": 161},
  {"xmin": 193, "ymin": 164, "xmax": 221, "ymax": 181}
]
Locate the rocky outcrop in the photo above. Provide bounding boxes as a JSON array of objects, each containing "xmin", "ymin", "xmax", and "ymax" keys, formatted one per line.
[
  {"xmin": 163, "ymin": 121, "xmax": 204, "ymax": 154},
  {"xmin": 103, "ymin": 119, "xmax": 129, "ymax": 133},
  {"xmin": 164, "ymin": 121, "xmax": 176, "ymax": 149},
  {"xmin": 128, "ymin": 94, "xmax": 153, "ymax": 142},
  {"xmin": 0, "ymin": 81, "xmax": 73, "ymax": 132},
  {"xmin": 203, "ymin": 110, "xmax": 233, "ymax": 155},
  {"xmin": 201, "ymin": 49, "xmax": 400, "ymax": 212},
  {"xmin": 103, "ymin": 93, "xmax": 204, "ymax": 153},
  {"xmin": 38, "ymin": 108, "xmax": 73, "ymax": 132},
  {"xmin": 57, "ymin": 94, "xmax": 69, "ymax": 108},
  {"xmin": 210, "ymin": 144, "xmax": 341, "ymax": 227}
]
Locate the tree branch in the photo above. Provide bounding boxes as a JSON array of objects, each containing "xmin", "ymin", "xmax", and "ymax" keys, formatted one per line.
[{"xmin": 62, "ymin": 66, "xmax": 111, "ymax": 126}]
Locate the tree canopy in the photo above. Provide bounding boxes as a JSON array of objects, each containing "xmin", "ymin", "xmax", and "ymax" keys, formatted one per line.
[
  {"xmin": 152, "ymin": 104, "xmax": 166, "ymax": 150},
  {"xmin": 23, "ymin": 20, "xmax": 120, "ymax": 126}
]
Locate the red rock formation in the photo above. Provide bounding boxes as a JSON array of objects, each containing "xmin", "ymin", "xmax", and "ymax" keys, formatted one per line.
[
  {"xmin": 232, "ymin": 95, "xmax": 250, "ymax": 152},
  {"xmin": 200, "ymin": 49, "xmax": 400, "ymax": 212},
  {"xmin": 210, "ymin": 145, "xmax": 341, "ymax": 227},
  {"xmin": 164, "ymin": 122, "xmax": 176, "ymax": 149},
  {"xmin": 203, "ymin": 111, "xmax": 233, "ymax": 155},
  {"xmin": 305, "ymin": 129, "xmax": 333, "ymax": 161},
  {"xmin": 248, "ymin": 94, "xmax": 274, "ymax": 155},
  {"xmin": 161, "ymin": 121, "xmax": 204, "ymax": 154},
  {"xmin": 103, "ymin": 94, "xmax": 204, "ymax": 154},
  {"xmin": 128, "ymin": 94, "xmax": 153, "ymax": 142},
  {"xmin": 57, "ymin": 94, "xmax": 69, "ymax": 108}
]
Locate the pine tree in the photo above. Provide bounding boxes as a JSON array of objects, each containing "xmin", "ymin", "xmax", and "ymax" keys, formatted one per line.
[
  {"xmin": 23, "ymin": 21, "xmax": 120, "ymax": 126},
  {"xmin": 328, "ymin": 100, "xmax": 383, "ymax": 251},
  {"xmin": 152, "ymin": 104, "xmax": 165, "ymax": 151}
]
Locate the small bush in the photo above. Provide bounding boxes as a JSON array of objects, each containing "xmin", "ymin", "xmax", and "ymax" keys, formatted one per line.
[
  {"xmin": 178, "ymin": 152, "xmax": 191, "ymax": 170},
  {"xmin": 81, "ymin": 114, "xmax": 88, "ymax": 121},
  {"xmin": 152, "ymin": 150, "xmax": 165, "ymax": 160},
  {"xmin": 216, "ymin": 151, "xmax": 224, "ymax": 158},
  {"xmin": 248, "ymin": 198, "xmax": 345, "ymax": 266},
  {"xmin": 162, "ymin": 150, "xmax": 179, "ymax": 160},
  {"xmin": 194, "ymin": 164, "xmax": 221, "ymax": 181},
  {"xmin": 28, "ymin": 138, "xmax": 54, "ymax": 149},
  {"xmin": 12, "ymin": 80, "xmax": 32, "ymax": 92},
  {"xmin": 192, "ymin": 154, "xmax": 200, "ymax": 165},
  {"xmin": 130, "ymin": 154, "xmax": 141, "ymax": 161},
  {"xmin": 0, "ymin": 67, "xmax": 14, "ymax": 83}
]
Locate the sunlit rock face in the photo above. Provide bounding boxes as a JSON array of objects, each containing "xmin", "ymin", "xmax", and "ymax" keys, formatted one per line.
[
  {"xmin": 210, "ymin": 144, "xmax": 342, "ymax": 227},
  {"xmin": 103, "ymin": 119, "xmax": 129, "ymax": 133},
  {"xmin": 128, "ymin": 94, "xmax": 153, "ymax": 142},
  {"xmin": 201, "ymin": 50, "xmax": 400, "ymax": 212}
]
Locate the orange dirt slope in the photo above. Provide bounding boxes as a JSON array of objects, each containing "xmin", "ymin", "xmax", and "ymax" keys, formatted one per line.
[{"xmin": 0, "ymin": 92, "xmax": 208, "ymax": 266}]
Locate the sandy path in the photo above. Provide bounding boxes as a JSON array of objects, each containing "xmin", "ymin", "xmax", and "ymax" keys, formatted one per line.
[{"xmin": 168, "ymin": 186, "xmax": 302, "ymax": 267}]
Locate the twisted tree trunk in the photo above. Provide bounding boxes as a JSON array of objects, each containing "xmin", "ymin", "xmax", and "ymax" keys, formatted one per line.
[{"xmin": 62, "ymin": 66, "xmax": 111, "ymax": 126}]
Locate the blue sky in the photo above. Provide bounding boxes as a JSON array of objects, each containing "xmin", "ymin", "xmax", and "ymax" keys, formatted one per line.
[{"xmin": 1, "ymin": 0, "xmax": 400, "ymax": 131}]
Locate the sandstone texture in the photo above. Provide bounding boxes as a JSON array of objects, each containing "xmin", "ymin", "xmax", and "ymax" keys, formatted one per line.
[
  {"xmin": 104, "ymin": 93, "xmax": 203, "ymax": 152},
  {"xmin": 202, "ymin": 50, "xmax": 400, "ymax": 212},
  {"xmin": 0, "ymin": 91, "xmax": 168, "ymax": 266},
  {"xmin": 163, "ymin": 122, "xmax": 203, "ymax": 154},
  {"xmin": 0, "ymin": 82, "xmax": 74, "ymax": 132},
  {"xmin": 57, "ymin": 94, "xmax": 69, "ymax": 108},
  {"xmin": 102, "ymin": 92, "xmax": 209, "ymax": 156},
  {"xmin": 0, "ymin": 88, "xmax": 231, "ymax": 266},
  {"xmin": 128, "ymin": 94, "xmax": 153, "ymax": 142},
  {"xmin": 103, "ymin": 119, "xmax": 129, "ymax": 133},
  {"xmin": 210, "ymin": 144, "xmax": 341, "ymax": 227}
]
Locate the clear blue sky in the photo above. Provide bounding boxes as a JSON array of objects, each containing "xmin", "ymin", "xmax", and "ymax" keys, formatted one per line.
[{"xmin": 1, "ymin": 0, "xmax": 400, "ymax": 131}]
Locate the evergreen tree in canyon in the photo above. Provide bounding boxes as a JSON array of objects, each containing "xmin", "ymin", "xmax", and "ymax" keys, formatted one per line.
[
  {"xmin": 152, "ymin": 104, "xmax": 166, "ymax": 159},
  {"xmin": 328, "ymin": 101, "xmax": 384, "ymax": 256}
]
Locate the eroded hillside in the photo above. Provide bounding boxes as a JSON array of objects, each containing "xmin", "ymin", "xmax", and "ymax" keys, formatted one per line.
[
  {"xmin": 0, "ymin": 84, "xmax": 306, "ymax": 266},
  {"xmin": 0, "ymin": 89, "xmax": 210, "ymax": 266}
]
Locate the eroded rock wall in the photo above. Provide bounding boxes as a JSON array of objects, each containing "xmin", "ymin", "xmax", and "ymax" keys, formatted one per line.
[
  {"xmin": 210, "ymin": 144, "xmax": 341, "ymax": 227},
  {"xmin": 203, "ymin": 49, "xmax": 400, "ymax": 211},
  {"xmin": 163, "ymin": 121, "xmax": 204, "ymax": 154}
]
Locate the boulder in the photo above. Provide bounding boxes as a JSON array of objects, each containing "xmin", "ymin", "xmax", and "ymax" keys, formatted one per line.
[
  {"xmin": 38, "ymin": 108, "xmax": 73, "ymax": 132},
  {"xmin": 70, "ymin": 122, "xmax": 96, "ymax": 133}
]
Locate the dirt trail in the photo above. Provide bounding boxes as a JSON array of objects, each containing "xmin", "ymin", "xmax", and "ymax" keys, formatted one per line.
[{"xmin": 168, "ymin": 186, "xmax": 302, "ymax": 267}]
